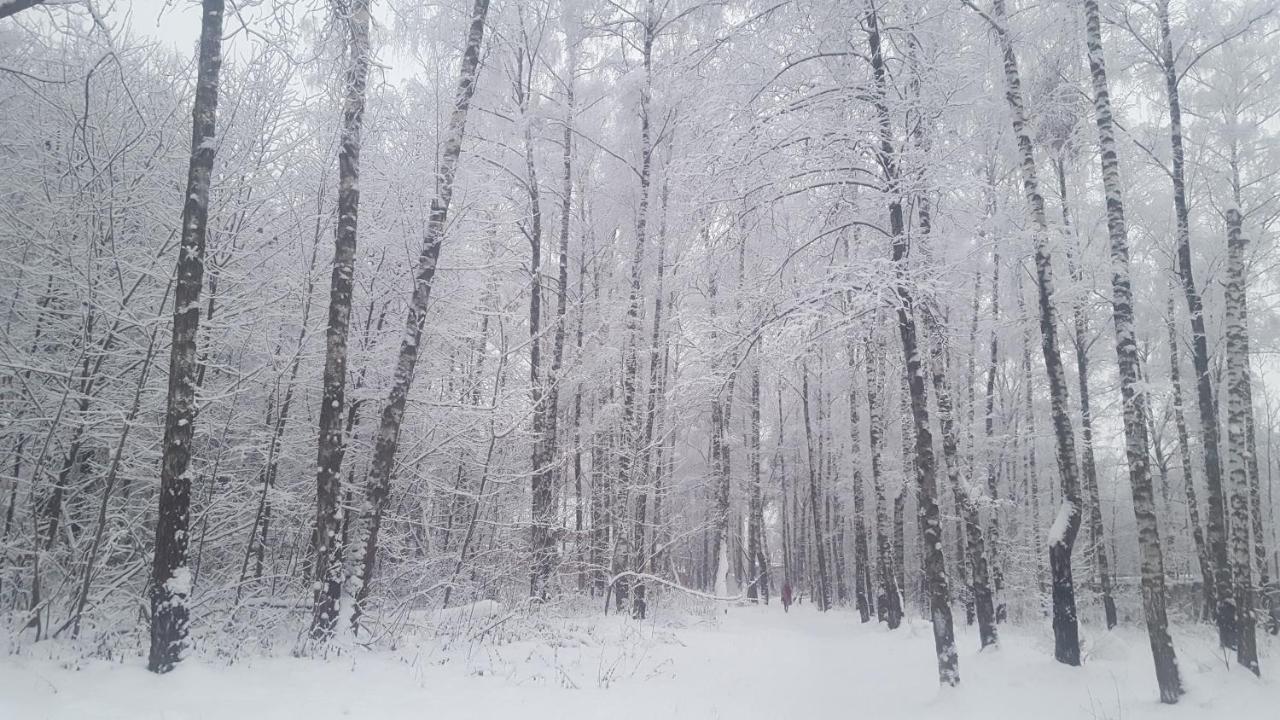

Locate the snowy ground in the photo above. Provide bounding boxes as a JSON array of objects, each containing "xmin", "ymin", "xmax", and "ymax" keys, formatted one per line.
[{"xmin": 2, "ymin": 603, "xmax": 1275, "ymax": 719}]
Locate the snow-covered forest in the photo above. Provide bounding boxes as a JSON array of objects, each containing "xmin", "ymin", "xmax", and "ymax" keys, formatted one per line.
[{"xmin": 1, "ymin": 0, "xmax": 1279, "ymax": 717}]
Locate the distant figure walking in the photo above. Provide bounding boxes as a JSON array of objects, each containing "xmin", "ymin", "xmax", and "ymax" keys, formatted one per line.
[{"xmin": 781, "ymin": 582, "xmax": 793, "ymax": 613}]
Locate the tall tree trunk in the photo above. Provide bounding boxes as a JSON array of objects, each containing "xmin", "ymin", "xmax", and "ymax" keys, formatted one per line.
[
  {"xmin": 1224, "ymin": 207, "xmax": 1259, "ymax": 674},
  {"xmin": 148, "ymin": 0, "xmax": 224, "ymax": 675},
  {"xmin": 1082, "ymin": 0, "xmax": 1182, "ymax": 698},
  {"xmin": 1155, "ymin": 0, "xmax": 1234, "ymax": 649},
  {"xmin": 613, "ymin": 17, "xmax": 657, "ymax": 610},
  {"xmin": 311, "ymin": 0, "xmax": 371, "ymax": 642},
  {"xmin": 1166, "ymin": 290, "xmax": 1215, "ymax": 618},
  {"xmin": 867, "ymin": 333, "xmax": 901, "ymax": 627},
  {"xmin": 747, "ymin": 362, "xmax": 763, "ymax": 601},
  {"xmin": 1055, "ymin": 159, "xmax": 1117, "ymax": 629},
  {"xmin": 516, "ymin": 36, "xmax": 555, "ymax": 600},
  {"xmin": 801, "ymin": 362, "xmax": 831, "ymax": 611},
  {"xmin": 983, "ymin": 0, "xmax": 1083, "ymax": 667},
  {"xmin": 927, "ymin": 312, "xmax": 997, "ymax": 649},
  {"xmin": 350, "ymin": 0, "xmax": 489, "ymax": 631},
  {"xmin": 983, "ymin": 247, "xmax": 1006, "ymax": 622},
  {"xmin": 846, "ymin": 339, "xmax": 872, "ymax": 623}
]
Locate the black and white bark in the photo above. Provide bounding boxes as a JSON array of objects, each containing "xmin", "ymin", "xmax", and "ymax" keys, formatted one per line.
[
  {"xmin": 800, "ymin": 361, "xmax": 830, "ymax": 611},
  {"xmin": 1155, "ymin": 0, "xmax": 1234, "ymax": 649},
  {"xmin": 1224, "ymin": 207, "xmax": 1259, "ymax": 675},
  {"xmin": 977, "ymin": 0, "xmax": 1083, "ymax": 666},
  {"xmin": 1055, "ymin": 157, "xmax": 1117, "ymax": 630},
  {"xmin": 1082, "ymin": 0, "xmax": 1182, "ymax": 698}
]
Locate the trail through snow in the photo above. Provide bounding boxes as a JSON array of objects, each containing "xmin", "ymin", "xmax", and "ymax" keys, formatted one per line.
[{"xmin": 1, "ymin": 603, "xmax": 1274, "ymax": 719}]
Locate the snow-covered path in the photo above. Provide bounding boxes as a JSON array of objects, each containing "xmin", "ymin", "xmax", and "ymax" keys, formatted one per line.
[{"xmin": 1, "ymin": 604, "xmax": 1275, "ymax": 719}]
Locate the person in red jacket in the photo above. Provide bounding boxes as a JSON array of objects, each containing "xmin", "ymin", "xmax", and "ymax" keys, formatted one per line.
[{"xmin": 781, "ymin": 582, "xmax": 793, "ymax": 613}]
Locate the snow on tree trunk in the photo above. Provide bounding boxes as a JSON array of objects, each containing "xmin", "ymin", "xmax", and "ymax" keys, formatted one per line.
[
  {"xmin": 1155, "ymin": 0, "xmax": 1235, "ymax": 650},
  {"xmin": 311, "ymin": 0, "xmax": 371, "ymax": 643},
  {"xmin": 1165, "ymin": 291, "xmax": 1216, "ymax": 619},
  {"xmin": 350, "ymin": 0, "xmax": 489, "ymax": 631},
  {"xmin": 867, "ymin": 334, "xmax": 901, "ymax": 628},
  {"xmin": 1082, "ymin": 0, "xmax": 1182, "ymax": 697},
  {"xmin": 801, "ymin": 363, "xmax": 831, "ymax": 611},
  {"xmin": 981, "ymin": 0, "xmax": 1083, "ymax": 667},
  {"xmin": 1056, "ymin": 159, "xmax": 1117, "ymax": 630},
  {"xmin": 846, "ymin": 339, "xmax": 872, "ymax": 623},
  {"xmin": 926, "ymin": 310, "xmax": 996, "ymax": 649},
  {"xmin": 982, "ymin": 246, "xmax": 1006, "ymax": 622},
  {"xmin": 148, "ymin": 0, "xmax": 224, "ymax": 675},
  {"xmin": 1224, "ymin": 207, "xmax": 1260, "ymax": 675}
]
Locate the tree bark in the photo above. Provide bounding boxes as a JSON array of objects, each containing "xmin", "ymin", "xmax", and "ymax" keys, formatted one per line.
[
  {"xmin": 1055, "ymin": 158, "xmax": 1117, "ymax": 629},
  {"xmin": 311, "ymin": 0, "xmax": 371, "ymax": 642},
  {"xmin": 801, "ymin": 362, "xmax": 831, "ymax": 611},
  {"xmin": 350, "ymin": 0, "xmax": 489, "ymax": 631},
  {"xmin": 1082, "ymin": 0, "xmax": 1182, "ymax": 697},
  {"xmin": 983, "ymin": 0, "xmax": 1083, "ymax": 666},
  {"xmin": 1155, "ymin": 0, "xmax": 1234, "ymax": 649},
  {"xmin": 148, "ymin": 0, "xmax": 224, "ymax": 674},
  {"xmin": 1224, "ymin": 207, "xmax": 1259, "ymax": 674}
]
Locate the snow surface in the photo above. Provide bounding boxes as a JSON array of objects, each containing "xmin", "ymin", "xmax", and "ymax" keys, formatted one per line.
[{"xmin": 1, "ymin": 604, "xmax": 1275, "ymax": 719}]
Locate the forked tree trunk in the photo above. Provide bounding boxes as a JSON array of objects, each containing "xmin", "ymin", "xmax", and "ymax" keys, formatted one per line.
[
  {"xmin": 149, "ymin": 0, "xmax": 225, "ymax": 674},
  {"xmin": 350, "ymin": 0, "xmax": 489, "ymax": 631},
  {"xmin": 311, "ymin": 0, "xmax": 371, "ymax": 642},
  {"xmin": 1082, "ymin": 0, "xmax": 1182, "ymax": 698}
]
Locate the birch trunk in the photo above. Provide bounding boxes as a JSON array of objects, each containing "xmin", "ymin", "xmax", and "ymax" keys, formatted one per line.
[
  {"xmin": 1055, "ymin": 159, "xmax": 1118, "ymax": 629},
  {"xmin": 1156, "ymin": 0, "xmax": 1234, "ymax": 649},
  {"xmin": 1166, "ymin": 291, "xmax": 1215, "ymax": 617},
  {"xmin": 1082, "ymin": 0, "xmax": 1182, "ymax": 697},
  {"xmin": 984, "ymin": 0, "xmax": 1083, "ymax": 666},
  {"xmin": 1224, "ymin": 207, "xmax": 1259, "ymax": 674},
  {"xmin": 867, "ymin": 334, "xmax": 901, "ymax": 627},
  {"xmin": 846, "ymin": 339, "xmax": 872, "ymax": 622},
  {"xmin": 801, "ymin": 362, "xmax": 831, "ymax": 611}
]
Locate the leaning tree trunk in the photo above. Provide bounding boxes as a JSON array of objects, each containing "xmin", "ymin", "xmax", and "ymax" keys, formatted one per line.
[
  {"xmin": 311, "ymin": 0, "xmax": 371, "ymax": 642},
  {"xmin": 148, "ymin": 0, "xmax": 224, "ymax": 675},
  {"xmin": 1156, "ymin": 0, "xmax": 1234, "ymax": 649},
  {"xmin": 983, "ymin": 0, "xmax": 1083, "ymax": 667},
  {"xmin": 1223, "ymin": 207, "xmax": 1260, "ymax": 675},
  {"xmin": 1056, "ymin": 159, "xmax": 1117, "ymax": 629},
  {"xmin": 350, "ymin": 0, "xmax": 489, "ymax": 631},
  {"xmin": 1082, "ymin": 0, "xmax": 1182, "ymax": 699}
]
